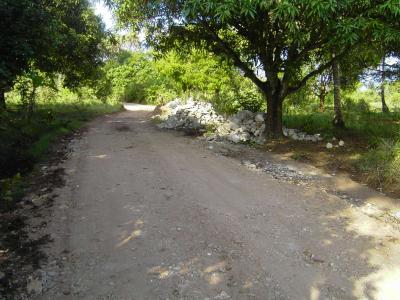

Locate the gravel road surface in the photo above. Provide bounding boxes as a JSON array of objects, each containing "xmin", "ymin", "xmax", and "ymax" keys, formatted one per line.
[{"xmin": 36, "ymin": 105, "xmax": 400, "ymax": 300}]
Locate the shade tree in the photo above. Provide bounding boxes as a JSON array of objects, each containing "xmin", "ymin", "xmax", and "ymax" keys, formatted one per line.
[
  {"xmin": 110, "ymin": 0, "xmax": 400, "ymax": 137},
  {"xmin": 0, "ymin": 0, "xmax": 107, "ymax": 110}
]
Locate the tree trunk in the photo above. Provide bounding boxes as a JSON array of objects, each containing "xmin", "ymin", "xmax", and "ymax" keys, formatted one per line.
[
  {"xmin": 319, "ymin": 91, "xmax": 325, "ymax": 112},
  {"xmin": 332, "ymin": 59, "xmax": 345, "ymax": 128},
  {"xmin": 381, "ymin": 82, "xmax": 389, "ymax": 113},
  {"xmin": 265, "ymin": 94, "xmax": 283, "ymax": 138},
  {"xmin": 0, "ymin": 90, "xmax": 5, "ymax": 110},
  {"xmin": 27, "ymin": 86, "xmax": 37, "ymax": 118},
  {"xmin": 380, "ymin": 56, "xmax": 390, "ymax": 113}
]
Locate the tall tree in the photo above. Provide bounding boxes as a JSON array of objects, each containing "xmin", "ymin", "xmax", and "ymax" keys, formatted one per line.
[
  {"xmin": 111, "ymin": 0, "xmax": 400, "ymax": 137},
  {"xmin": 374, "ymin": 54, "xmax": 399, "ymax": 113},
  {"xmin": 0, "ymin": 0, "xmax": 106, "ymax": 109},
  {"xmin": 311, "ymin": 71, "xmax": 331, "ymax": 112},
  {"xmin": 332, "ymin": 58, "xmax": 345, "ymax": 128},
  {"xmin": 362, "ymin": 51, "xmax": 400, "ymax": 113},
  {"xmin": 380, "ymin": 56, "xmax": 390, "ymax": 113}
]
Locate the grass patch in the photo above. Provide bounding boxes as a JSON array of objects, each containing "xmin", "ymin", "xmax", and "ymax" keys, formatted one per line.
[
  {"xmin": 354, "ymin": 139, "xmax": 400, "ymax": 194},
  {"xmin": 291, "ymin": 151, "xmax": 310, "ymax": 161},
  {"xmin": 283, "ymin": 110, "xmax": 400, "ymax": 143},
  {"xmin": 283, "ymin": 110, "xmax": 400, "ymax": 195}
]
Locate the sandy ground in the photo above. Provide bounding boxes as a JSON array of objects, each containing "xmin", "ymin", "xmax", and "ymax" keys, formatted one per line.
[{"xmin": 32, "ymin": 104, "xmax": 400, "ymax": 300}]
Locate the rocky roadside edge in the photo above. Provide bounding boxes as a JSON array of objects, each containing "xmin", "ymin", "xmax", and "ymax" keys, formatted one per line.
[
  {"xmin": 199, "ymin": 137, "xmax": 400, "ymax": 230},
  {"xmin": 0, "ymin": 129, "xmax": 84, "ymax": 300}
]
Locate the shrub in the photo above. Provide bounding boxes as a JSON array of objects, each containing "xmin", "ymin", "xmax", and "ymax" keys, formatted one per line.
[{"xmin": 356, "ymin": 139, "xmax": 400, "ymax": 192}]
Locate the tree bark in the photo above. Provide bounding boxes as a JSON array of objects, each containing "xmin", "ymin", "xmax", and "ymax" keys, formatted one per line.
[
  {"xmin": 27, "ymin": 86, "xmax": 37, "ymax": 117},
  {"xmin": 0, "ymin": 90, "xmax": 6, "ymax": 110},
  {"xmin": 332, "ymin": 59, "xmax": 345, "ymax": 128},
  {"xmin": 319, "ymin": 87, "xmax": 326, "ymax": 112},
  {"xmin": 265, "ymin": 93, "xmax": 283, "ymax": 138},
  {"xmin": 380, "ymin": 56, "xmax": 390, "ymax": 113},
  {"xmin": 319, "ymin": 95, "xmax": 325, "ymax": 112}
]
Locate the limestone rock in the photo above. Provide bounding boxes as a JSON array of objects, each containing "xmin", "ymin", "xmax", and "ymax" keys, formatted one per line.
[{"xmin": 154, "ymin": 99, "xmax": 323, "ymax": 145}]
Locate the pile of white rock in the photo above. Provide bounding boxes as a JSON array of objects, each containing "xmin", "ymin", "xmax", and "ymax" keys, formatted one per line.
[
  {"xmin": 156, "ymin": 99, "xmax": 224, "ymax": 130},
  {"xmin": 155, "ymin": 99, "xmax": 266, "ymax": 143},
  {"xmin": 154, "ymin": 99, "xmax": 324, "ymax": 144},
  {"xmin": 283, "ymin": 128, "xmax": 323, "ymax": 142},
  {"xmin": 214, "ymin": 110, "xmax": 267, "ymax": 144}
]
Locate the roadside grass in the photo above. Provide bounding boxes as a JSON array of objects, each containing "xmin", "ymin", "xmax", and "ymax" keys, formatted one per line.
[
  {"xmin": 356, "ymin": 139, "xmax": 400, "ymax": 194},
  {"xmin": 0, "ymin": 101, "xmax": 122, "ymax": 209},
  {"xmin": 283, "ymin": 110, "xmax": 400, "ymax": 142},
  {"xmin": 283, "ymin": 110, "xmax": 400, "ymax": 195}
]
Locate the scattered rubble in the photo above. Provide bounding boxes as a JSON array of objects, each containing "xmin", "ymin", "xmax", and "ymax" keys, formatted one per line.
[
  {"xmin": 154, "ymin": 99, "xmax": 325, "ymax": 144},
  {"xmin": 283, "ymin": 128, "xmax": 323, "ymax": 142},
  {"xmin": 326, "ymin": 140, "xmax": 345, "ymax": 149},
  {"xmin": 241, "ymin": 159, "xmax": 315, "ymax": 184}
]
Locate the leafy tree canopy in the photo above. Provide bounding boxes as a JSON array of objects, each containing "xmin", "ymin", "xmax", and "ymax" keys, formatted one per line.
[
  {"xmin": 111, "ymin": 0, "xmax": 400, "ymax": 136},
  {"xmin": 0, "ymin": 0, "xmax": 107, "ymax": 107}
]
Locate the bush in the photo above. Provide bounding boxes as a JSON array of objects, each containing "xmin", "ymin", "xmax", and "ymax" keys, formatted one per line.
[
  {"xmin": 356, "ymin": 139, "xmax": 400, "ymax": 192},
  {"xmin": 343, "ymin": 97, "xmax": 370, "ymax": 113},
  {"xmin": 1, "ymin": 86, "xmax": 121, "ymax": 181},
  {"xmin": 283, "ymin": 112, "xmax": 333, "ymax": 136}
]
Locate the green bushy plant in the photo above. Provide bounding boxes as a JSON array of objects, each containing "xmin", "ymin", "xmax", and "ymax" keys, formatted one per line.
[
  {"xmin": 356, "ymin": 139, "xmax": 400, "ymax": 192},
  {"xmin": 1, "ymin": 81, "xmax": 121, "ymax": 182}
]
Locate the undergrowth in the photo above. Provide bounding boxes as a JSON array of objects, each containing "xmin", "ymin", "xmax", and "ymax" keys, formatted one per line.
[
  {"xmin": 354, "ymin": 139, "xmax": 400, "ymax": 194},
  {"xmin": 283, "ymin": 109, "xmax": 400, "ymax": 195},
  {"xmin": 0, "ymin": 101, "xmax": 121, "ymax": 209},
  {"xmin": 283, "ymin": 110, "xmax": 400, "ymax": 142}
]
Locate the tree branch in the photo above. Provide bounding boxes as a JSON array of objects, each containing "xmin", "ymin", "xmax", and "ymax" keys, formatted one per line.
[
  {"xmin": 286, "ymin": 50, "xmax": 348, "ymax": 96},
  {"xmin": 202, "ymin": 22, "xmax": 269, "ymax": 95}
]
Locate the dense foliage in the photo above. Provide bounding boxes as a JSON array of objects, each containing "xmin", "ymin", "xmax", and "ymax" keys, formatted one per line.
[
  {"xmin": 0, "ymin": 80, "xmax": 121, "ymax": 181},
  {"xmin": 111, "ymin": 0, "xmax": 400, "ymax": 136},
  {"xmin": 99, "ymin": 49, "xmax": 265, "ymax": 113},
  {"xmin": 0, "ymin": 0, "xmax": 113, "ymax": 200},
  {"xmin": 0, "ymin": 0, "xmax": 107, "ymax": 108}
]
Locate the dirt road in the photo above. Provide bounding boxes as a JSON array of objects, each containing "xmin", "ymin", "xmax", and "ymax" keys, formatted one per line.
[{"xmin": 36, "ymin": 105, "xmax": 400, "ymax": 300}]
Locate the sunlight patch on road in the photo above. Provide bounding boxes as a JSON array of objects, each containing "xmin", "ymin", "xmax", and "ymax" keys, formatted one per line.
[
  {"xmin": 353, "ymin": 267, "xmax": 400, "ymax": 300},
  {"xmin": 203, "ymin": 261, "xmax": 227, "ymax": 274},
  {"xmin": 148, "ymin": 266, "xmax": 171, "ymax": 279},
  {"xmin": 310, "ymin": 286, "xmax": 320, "ymax": 300},
  {"xmin": 147, "ymin": 257, "xmax": 228, "ymax": 285},
  {"xmin": 322, "ymin": 239, "xmax": 332, "ymax": 246},
  {"xmin": 90, "ymin": 154, "xmax": 108, "ymax": 159},
  {"xmin": 331, "ymin": 203, "xmax": 400, "ymax": 300},
  {"xmin": 116, "ymin": 229, "xmax": 142, "ymax": 248},
  {"xmin": 202, "ymin": 261, "xmax": 227, "ymax": 285},
  {"xmin": 308, "ymin": 277, "xmax": 326, "ymax": 300},
  {"xmin": 123, "ymin": 103, "xmax": 155, "ymax": 112},
  {"xmin": 205, "ymin": 272, "xmax": 223, "ymax": 285}
]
